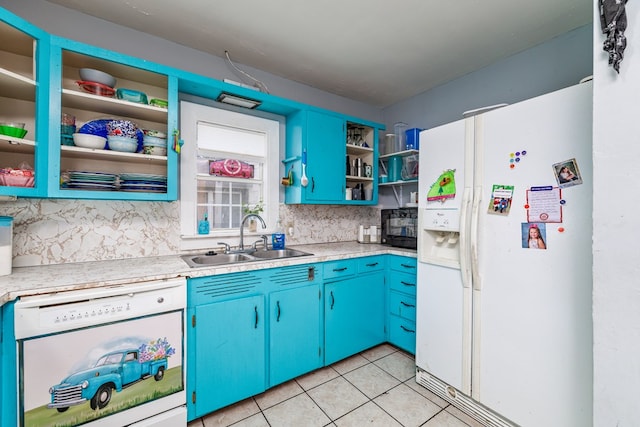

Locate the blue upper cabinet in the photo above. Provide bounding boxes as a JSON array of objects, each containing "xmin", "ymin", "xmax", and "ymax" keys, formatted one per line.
[
  {"xmin": 285, "ymin": 109, "xmax": 382, "ymax": 205},
  {"xmin": 47, "ymin": 36, "xmax": 178, "ymax": 200},
  {"xmin": 0, "ymin": 9, "xmax": 49, "ymax": 198}
]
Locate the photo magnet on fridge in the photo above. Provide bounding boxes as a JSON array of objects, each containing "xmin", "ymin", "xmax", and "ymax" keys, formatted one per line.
[
  {"xmin": 522, "ymin": 222, "xmax": 547, "ymax": 249},
  {"xmin": 488, "ymin": 184, "xmax": 514, "ymax": 215},
  {"xmin": 553, "ymin": 158, "xmax": 582, "ymax": 188}
]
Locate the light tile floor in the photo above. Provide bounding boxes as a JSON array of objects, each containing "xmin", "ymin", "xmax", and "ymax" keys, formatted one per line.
[{"xmin": 188, "ymin": 344, "xmax": 485, "ymax": 427}]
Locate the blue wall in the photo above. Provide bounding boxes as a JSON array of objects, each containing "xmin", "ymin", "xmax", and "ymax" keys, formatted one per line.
[{"xmin": 382, "ymin": 24, "xmax": 593, "ymax": 132}]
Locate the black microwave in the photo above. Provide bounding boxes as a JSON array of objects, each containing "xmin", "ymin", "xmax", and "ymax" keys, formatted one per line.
[{"xmin": 381, "ymin": 208, "xmax": 418, "ymax": 249}]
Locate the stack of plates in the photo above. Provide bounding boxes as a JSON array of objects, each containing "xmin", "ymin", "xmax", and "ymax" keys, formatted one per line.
[
  {"xmin": 65, "ymin": 171, "xmax": 118, "ymax": 191},
  {"xmin": 119, "ymin": 173, "xmax": 167, "ymax": 193}
]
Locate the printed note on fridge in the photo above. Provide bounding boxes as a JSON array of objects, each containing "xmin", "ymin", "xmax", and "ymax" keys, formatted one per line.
[{"xmin": 526, "ymin": 186, "xmax": 562, "ymax": 223}]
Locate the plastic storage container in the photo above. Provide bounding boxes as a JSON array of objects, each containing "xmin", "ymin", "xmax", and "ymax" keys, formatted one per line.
[
  {"xmin": 393, "ymin": 122, "xmax": 408, "ymax": 152},
  {"xmin": 388, "ymin": 156, "xmax": 402, "ymax": 182},
  {"xmin": 0, "ymin": 216, "xmax": 13, "ymax": 276},
  {"xmin": 405, "ymin": 128, "xmax": 422, "ymax": 150}
]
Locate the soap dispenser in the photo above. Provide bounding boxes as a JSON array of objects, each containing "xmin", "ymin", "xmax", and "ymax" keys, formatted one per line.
[
  {"xmin": 198, "ymin": 212, "xmax": 210, "ymax": 235},
  {"xmin": 272, "ymin": 220, "xmax": 285, "ymax": 249}
]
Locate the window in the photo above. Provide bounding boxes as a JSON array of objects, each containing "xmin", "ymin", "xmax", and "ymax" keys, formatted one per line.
[{"xmin": 180, "ymin": 101, "xmax": 281, "ymax": 250}]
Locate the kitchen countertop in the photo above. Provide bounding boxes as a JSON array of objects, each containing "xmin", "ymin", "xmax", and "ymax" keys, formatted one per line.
[{"xmin": 0, "ymin": 242, "xmax": 416, "ymax": 306}]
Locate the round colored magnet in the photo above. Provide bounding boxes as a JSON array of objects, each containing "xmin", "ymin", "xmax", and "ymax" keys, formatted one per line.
[
  {"xmin": 524, "ymin": 204, "xmax": 530, "ymax": 209},
  {"xmin": 558, "ymin": 227, "xmax": 565, "ymax": 232},
  {"xmin": 509, "ymin": 164, "xmax": 515, "ymax": 169},
  {"xmin": 560, "ymin": 199, "xmax": 566, "ymax": 204}
]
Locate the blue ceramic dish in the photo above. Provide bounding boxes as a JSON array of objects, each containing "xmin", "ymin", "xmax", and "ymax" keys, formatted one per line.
[{"xmin": 79, "ymin": 119, "xmax": 143, "ymax": 152}]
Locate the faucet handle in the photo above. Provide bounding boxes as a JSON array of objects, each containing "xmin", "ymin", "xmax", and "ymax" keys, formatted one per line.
[
  {"xmin": 217, "ymin": 242, "xmax": 231, "ymax": 254},
  {"xmin": 260, "ymin": 234, "xmax": 269, "ymax": 250}
]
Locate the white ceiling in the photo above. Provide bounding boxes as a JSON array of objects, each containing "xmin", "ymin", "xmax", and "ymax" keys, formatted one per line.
[{"xmin": 45, "ymin": 0, "xmax": 592, "ymax": 107}]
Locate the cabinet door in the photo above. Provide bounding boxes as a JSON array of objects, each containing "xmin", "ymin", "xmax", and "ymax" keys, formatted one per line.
[
  {"xmin": 0, "ymin": 12, "xmax": 48, "ymax": 198},
  {"xmin": 47, "ymin": 37, "xmax": 177, "ymax": 201},
  {"xmin": 188, "ymin": 295, "xmax": 265, "ymax": 420},
  {"xmin": 325, "ymin": 272, "xmax": 385, "ymax": 365},
  {"xmin": 269, "ymin": 285, "xmax": 321, "ymax": 386},
  {"xmin": 305, "ymin": 110, "xmax": 345, "ymax": 202}
]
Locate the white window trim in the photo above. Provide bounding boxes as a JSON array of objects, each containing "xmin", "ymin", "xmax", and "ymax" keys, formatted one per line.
[{"xmin": 179, "ymin": 100, "xmax": 283, "ymax": 251}]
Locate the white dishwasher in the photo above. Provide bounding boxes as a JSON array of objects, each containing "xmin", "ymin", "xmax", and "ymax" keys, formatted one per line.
[{"xmin": 13, "ymin": 277, "xmax": 186, "ymax": 427}]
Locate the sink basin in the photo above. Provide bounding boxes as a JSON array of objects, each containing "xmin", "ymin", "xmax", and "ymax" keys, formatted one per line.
[
  {"xmin": 181, "ymin": 253, "xmax": 254, "ymax": 268},
  {"xmin": 249, "ymin": 248, "xmax": 313, "ymax": 259},
  {"xmin": 182, "ymin": 248, "xmax": 314, "ymax": 268}
]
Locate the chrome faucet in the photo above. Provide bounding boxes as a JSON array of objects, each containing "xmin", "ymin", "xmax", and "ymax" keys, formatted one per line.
[{"xmin": 239, "ymin": 214, "xmax": 267, "ymax": 251}]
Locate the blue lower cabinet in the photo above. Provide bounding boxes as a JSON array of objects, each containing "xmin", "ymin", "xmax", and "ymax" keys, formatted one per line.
[
  {"xmin": 188, "ymin": 294, "xmax": 266, "ymax": 420},
  {"xmin": 1, "ymin": 302, "xmax": 17, "ymax": 427},
  {"xmin": 269, "ymin": 285, "xmax": 322, "ymax": 386},
  {"xmin": 386, "ymin": 255, "xmax": 418, "ymax": 354},
  {"xmin": 388, "ymin": 316, "xmax": 416, "ymax": 354},
  {"xmin": 324, "ymin": 268, "xmax": 386, "ymax": 365}
]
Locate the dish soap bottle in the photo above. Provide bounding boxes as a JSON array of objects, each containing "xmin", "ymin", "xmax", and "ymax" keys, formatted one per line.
[
  {"xmin": 198, "ymin": 212, "xmax": 210, "ymax": 235},
  {"xmin": 272, "ymin": 220, "xmax": 285, "ymax": 250}
]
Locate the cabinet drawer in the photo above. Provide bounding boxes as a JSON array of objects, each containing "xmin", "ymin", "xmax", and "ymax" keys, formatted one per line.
[
  {"xmin": 323, "ymin": 259, "xmax": 356, "ymax": 281},
  {"xmin": 388, "ymin": 316, "xmax": 416, "ymax": 354},
  {"xmin": 388, "ymin": 272, "xmax": 417, "ymax": 297},
  {"xmin": 188, "ymin": 271, "xmax": 264, "ymax": 306},
  {"xmin": 388, "ymin": 255, "xmax": 417, "ymax": 273},
  {"xmin": 388, "ymin": 291, "xmax": 416, "ymax": 322},
  {"xmin": 357, "ymin": 255, "xmax": 385, "ymax": 274}
]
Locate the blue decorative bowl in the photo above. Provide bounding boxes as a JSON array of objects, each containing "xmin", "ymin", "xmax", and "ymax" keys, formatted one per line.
[{"xmin": 79, "ymin": 119, "xmax": 143, "ymax": 152}]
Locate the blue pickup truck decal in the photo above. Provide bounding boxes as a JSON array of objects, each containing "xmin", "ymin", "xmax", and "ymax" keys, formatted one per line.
[{"xmin": 48, "ymin": 338, "xmax": 175, "ymax": 412}]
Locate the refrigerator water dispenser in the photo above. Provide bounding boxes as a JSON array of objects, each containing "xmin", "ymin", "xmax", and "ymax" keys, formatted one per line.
[{"xmin": 418, "ymin": 208, "xmax": 461, "ymax": 268}]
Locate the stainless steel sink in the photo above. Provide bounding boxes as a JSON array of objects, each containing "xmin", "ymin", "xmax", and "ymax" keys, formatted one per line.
[
  {"xmin": 249, "ymin": 248, "xmax": 313, "ymax": 259},
  {"xmin": 181, "ymin": 253, "xmax": 255, "ymax": 268},
  {"xmin": 181, "ymin": 248, "xmax": 314, "ymax": 268}
]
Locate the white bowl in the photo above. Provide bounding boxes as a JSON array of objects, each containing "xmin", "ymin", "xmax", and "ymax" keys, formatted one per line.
[
  {"xmin": 142, "ymin": 135, "xmax": 167, "ymax": 146},
  {"xmin": 143, "ymin": 145, "xmax": 167, "ymax": 156},
  {"xmin": 72, "ymin": 133, "xmax": 106, "ymax": 149},
  {"xmin": 107, "ymin": 135, "xmax": 138, "ymax": 153},
  {"xmin": 79, "ymin": 68, "xmax": 116, "ymax": 88}
]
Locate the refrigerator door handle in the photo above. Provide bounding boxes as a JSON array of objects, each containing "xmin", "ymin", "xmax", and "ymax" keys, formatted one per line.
[
  {"xmin": 470, "ymin": 185, "xmax": 482, "ymax": 291},
  {"xmin": 459, "ymin": 186, "xmax": 473, "ymax": 289}
]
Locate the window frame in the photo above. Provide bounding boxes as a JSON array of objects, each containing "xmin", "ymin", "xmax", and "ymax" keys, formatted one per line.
[{"xmin": 179, "ymin": 100, "xmax": 283, "ymax": 251}]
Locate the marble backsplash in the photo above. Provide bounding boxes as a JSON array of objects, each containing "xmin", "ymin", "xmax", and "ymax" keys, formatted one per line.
[{"xmin": 0, "ymin": 199, "xmax": 380, "ymax": 267}]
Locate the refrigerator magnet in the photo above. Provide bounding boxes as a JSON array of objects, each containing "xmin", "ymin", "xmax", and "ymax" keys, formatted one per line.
[
  {"xmin": 488, "ymin": 184, "xmax": 514, "ymax": 215},
  {"xmin": 553, "ymin": 158, "xmax": 583, "ymax": 188}
]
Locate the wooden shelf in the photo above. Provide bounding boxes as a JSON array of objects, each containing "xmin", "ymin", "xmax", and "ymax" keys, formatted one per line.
[
  {"xmin": 62, "ymin": 89, "xmax": 167, "ymax": 123},
  {"xmin": 61, "ymin": 145, "xmax": 167, "ymax": 164},
  {"xmin": 0, "ymin": 67, "xmax": 35, "ymax": 101},
  {"xmin": 0, "ymin": 135, "xmax": 36, "ymax": 154},
  {"xmin": 346, "ymin": 144, "xmax": 374, "ymax": 155}
]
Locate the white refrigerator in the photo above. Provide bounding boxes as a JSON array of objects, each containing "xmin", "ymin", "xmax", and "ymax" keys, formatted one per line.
[{"xmin": 415, "ymin": 81, "xmax": 593, "ymax": 427}]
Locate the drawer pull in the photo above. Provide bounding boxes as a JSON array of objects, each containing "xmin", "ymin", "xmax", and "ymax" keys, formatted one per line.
[
  {"xmin": 333, "ymin": 267, "xmax": 348, "ymax": 272},
  {"xmin": 400, "ymin": 301, "xmax": 416, "ymax": 308},
  {"xmin": 401, "ymin": 281, "xmax": 416, "ymax": 287},
  {"xmin": 400, "ymin": 263, "xmax": 416, "ymax": 269},
  {"xmin": 276, "ymin": 300, "xmax": 281, "ymax": 322},
  {"xmin": 254, "ymin": 305, "xmax": 259, "ymax": 329},
  {"xmin": 330, "ymin": 291, "xmax": 335, "ymax": 309},
  {"xmin": 365, "ymin": 262, "xmax": 379, "ymax": 267},
  {"xmin": 400, "ymin": 325, "xmax": 416, "ymax": 333}
]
